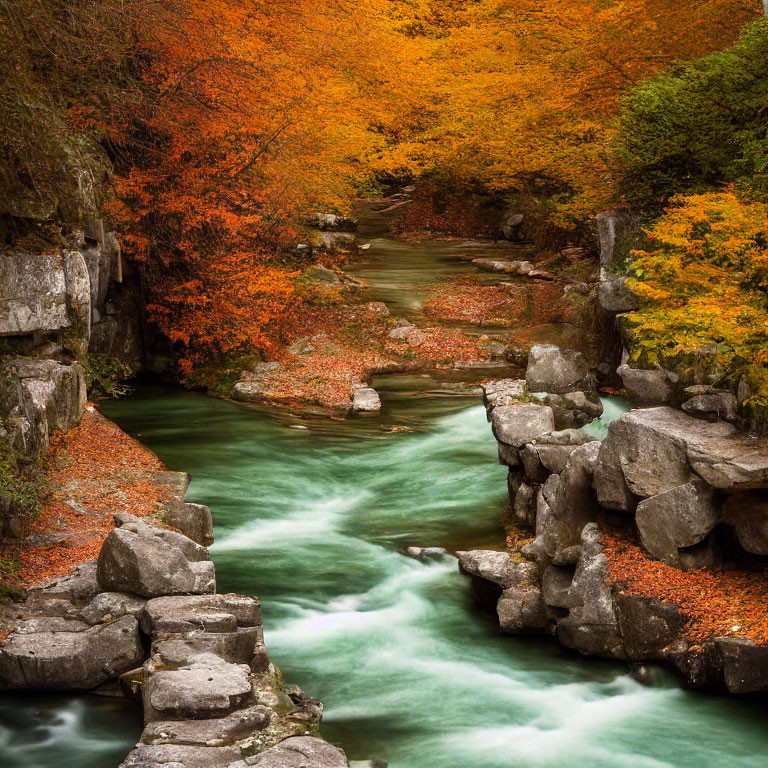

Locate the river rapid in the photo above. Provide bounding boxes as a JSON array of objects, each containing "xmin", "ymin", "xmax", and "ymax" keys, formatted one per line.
[{"xmin": 3, "ymin": 225, "xmax": 768, "ymax": 767}]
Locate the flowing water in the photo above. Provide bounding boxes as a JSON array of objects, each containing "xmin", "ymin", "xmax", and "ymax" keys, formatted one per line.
[{"xmin": 3, "ymin": 226, "xmax": 768, "ymax": 767}]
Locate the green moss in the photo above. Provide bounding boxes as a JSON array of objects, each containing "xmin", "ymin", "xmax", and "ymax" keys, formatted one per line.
[
  {"xmin": 81, "ymin": 353, "xmax": 134, "ymax": 399},
  {"xmin": 0, "ymin": 457, "xmax": 41, "ymax": 520}
]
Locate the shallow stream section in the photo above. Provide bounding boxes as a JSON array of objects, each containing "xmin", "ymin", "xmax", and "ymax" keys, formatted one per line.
[{"xmin": 3, "ymin": 384, "xmax": 766, "ymax": 768}]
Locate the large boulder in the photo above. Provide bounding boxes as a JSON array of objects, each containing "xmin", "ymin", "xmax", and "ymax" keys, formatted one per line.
[
  {"xmin": 594, "ymin": 408, "xmax": 768, "ymax": 508},
  {"xmin": 0, "ymin": 615, "xmax": 143, "ymax": 691},
  {"xmin": 0, "ymin": 358, "xmax": 87, "ymax": 457},
  {"xmin": 525, "ymin": 344, "xmax": 593, "ymax": 395},
  {"xmin": 617, "ymin": 363, "xmax": 677, "ymax": 405},
  {"xmin": 97, "ymin": 515, "xmax": 215, "ymax": 598},
  {"xmin": 491, "ymin": 403, "xmax": 555, "ymax": 466},
  {"xmin": 635, "ymin": 482, "xmax": 720, "ymax": 568}
]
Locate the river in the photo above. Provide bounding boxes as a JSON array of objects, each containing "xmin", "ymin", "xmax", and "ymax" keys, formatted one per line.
[{"xmin": 2, "ymin": 225, "xmax": 768, "ymax": 767}]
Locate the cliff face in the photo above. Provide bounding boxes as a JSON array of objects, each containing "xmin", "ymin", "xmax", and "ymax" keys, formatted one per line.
[{"xmin": 1, "ymin": 134, "xmax": 143, "ymax": 370}]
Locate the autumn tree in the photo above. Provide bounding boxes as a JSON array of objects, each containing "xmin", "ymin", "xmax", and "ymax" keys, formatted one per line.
[
  {"xmin": 615, "ymin": 19, "xmax": 768, "ymax": 209},
  {"xmin": 626, "ymin": 191, "xmax": 768, "ymax": 373}
]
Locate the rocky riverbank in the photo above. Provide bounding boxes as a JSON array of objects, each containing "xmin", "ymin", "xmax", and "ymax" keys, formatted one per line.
[
  {"xmin": 460, "ymin": 343, "xmax": 768, "ymax": 694},
  {"xmin": 0, "ymin": 357, "xmax": 381, "ymax": 768}
]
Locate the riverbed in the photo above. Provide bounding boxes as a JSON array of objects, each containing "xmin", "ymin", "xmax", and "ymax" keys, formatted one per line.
[{"xmin": 3, "ymin": 223, "xmax": 768, "ymax": 767}]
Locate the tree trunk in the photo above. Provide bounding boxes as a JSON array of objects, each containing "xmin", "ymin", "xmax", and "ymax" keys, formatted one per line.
[{"xmin": 764, "ymin": 0, "xmax": 768, "ymax": 17}]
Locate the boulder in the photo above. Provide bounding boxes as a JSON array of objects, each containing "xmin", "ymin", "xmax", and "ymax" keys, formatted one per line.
[
  {"xmin": 491, "ymin": 403, "xmax": 555, "ymax": 465},
  {"xmin": 0, "ymin": 358, "xmax": 87, "ymax": 457},
  {"xmin": 497, "ymin": 586, "xmax": 550, "ymax": 633},
  {"xmin": 161, "ymin": 500, "xmax": 214, "ymax": 547},
  {"xmin": 0, "ymin": 615, "xmax": 143, "ymax": 691},
  {"xmin": 309, "ymin": 231, "xmax": 357, "ymax": 253},
  {"xmin": 635, "ymin": 482, "xmax": 720, "ymax": 568},
  {"xmin": 682, "ymin": 391, "xmax": 737, "ymax": 422},
  {"xmin": 309, "ymin": 212, "xmax": 358, "ymax": 232},
  {"xmin": 617, "ymin": 363, "xmax": 677, "ymax": 405},
  {"xmin": 246, "ymin": 736, "xmax": 349, "ymax": 768},
  {"xmin": 525, "ymin": 344, "xmax": 593, "ymax": 395},
  {"xmin": 457, "ymin": 550, "xmax": 538, "ymax": 611},
  {"xmin": 722, "ymin": 492, "xmax": 768, "ymax": 555},
  {"xmin": 143, "ymin": 653, "xmax": 253, "ymax": 722},
  {"xmin": 556, "ymin": 524, "xmax": 624, "ymax": 659},
  {"xmin": 716, "ymin": 638, "xmax": 768, "ymax": 694},
  {"xmin": 97, "ymin": 519, "xmax": 215, "ymax": 598},
  {"xmin": 594, "ymin": 408, "xmax": 720, "ymax": 505},
  {"xmin": 614, "ymin": 594, "xmax": 685, "ymax": 661},
  {"xmin": 351, "ymin": 385, "xmax": 381, "ymax": 413},
  {"xmin": 546, "ymin": 442, "xmax": 601, "ymax": 554},
  {"xmin": 80, "ymin": 592, "xmax": 146, "ymax": 625},
  {"xmin": 532, "ymin": 390, "xmax": 603, "ymax": 429},
  {"xmin": 501, "ymin": 213, "xmax": 525, "ymax": 240}
]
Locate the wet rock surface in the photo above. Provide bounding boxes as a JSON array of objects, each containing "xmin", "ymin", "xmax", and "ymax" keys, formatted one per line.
[
  {"xmin": 469, "ymin": 375, "xmax": 768, "ymax": 693},
  {"xmin": 0, "ymin": 475, "xmax": 357, "ymax": 768}
]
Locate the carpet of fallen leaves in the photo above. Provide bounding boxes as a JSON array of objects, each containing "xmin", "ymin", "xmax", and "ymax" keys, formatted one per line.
[
  {"xmin": 604, "ymin": 529, "xmax": 768, "ymax": 644},
  {"xmin": 424, "ymin": 279, "xmax": 522, "ymax": 325},
  {"xmin": 424, "ymin": 277, "xmax": 569, "ymax": 328},
  {"xmin": 249, "ymin": 284, "xmax": 488, "ymax": 409},
  {"xmin": 0, "ymin": 407, "xmax": 170, "ymax": 586}
]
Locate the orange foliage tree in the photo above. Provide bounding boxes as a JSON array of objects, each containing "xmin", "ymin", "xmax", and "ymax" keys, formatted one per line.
[{"xmin": 626, "ymin": 191, "xmax": 768, "ymax": 370}]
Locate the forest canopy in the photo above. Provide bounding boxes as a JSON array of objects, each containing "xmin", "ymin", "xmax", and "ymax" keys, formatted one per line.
[{"xmin": 0, "ymin": 0, "xmax": 764, "ymax": 372}]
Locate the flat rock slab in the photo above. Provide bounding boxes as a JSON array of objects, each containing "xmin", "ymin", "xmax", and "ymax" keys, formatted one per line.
[
  {"xmin": 456, "ymin": 550, "xmax": 537, "ymax": 590},
  {"xmin": 491, "ymin": 403, "xmax": 555, "ymax": 449},
  {"xmin": 243, "ymin": 736, "xmax": 350, "ymax": 768},
  {"xmin": 143, "ymin": 705, "xmax": 272, "ymax": 746},
  {"xmin": 145, "ymin": 653, "xmax": 253, "ymax": 721},
  {"xmin": 142, "ymin": 595, "xmax": 262, "ymax": 636},
  {"xmin": 0, "ymin": 615, "xmax": 143, "ymax": 691}
]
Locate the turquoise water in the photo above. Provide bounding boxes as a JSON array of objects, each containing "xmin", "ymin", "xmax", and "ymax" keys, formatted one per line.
[{"xmin": 3, "ymin": 385, "xmax": 768, "ymax": 766}]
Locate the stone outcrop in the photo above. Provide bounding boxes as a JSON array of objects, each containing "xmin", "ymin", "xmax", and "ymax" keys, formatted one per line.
[
  {"xmin": 0, "ymin": 487, "xmax": 372, "ymax": 767},
  {"xmin": 0, "ymin": 358, "xmax": 87, "ymax": 458},
  {"xmin": 525, "ymin": 344, "xmax": 594, "ymax": 395},
  {"xmin": 595, "ymin": 210, "xmax": 641, "ymax": 314},
  {"xmin": 472, "ymin": 258, "xmax": 556, "ymax": 281},
  {"xmin": 617, "ymin": 362, "xmax": 678, "ymax": 405},
  {"xmin": 469, "ymin": 378, "xmax": 768, "ymax": 694},
  {"xmin": 97, "ymin": 513, "xmax": 216, "ymax": 598}
]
